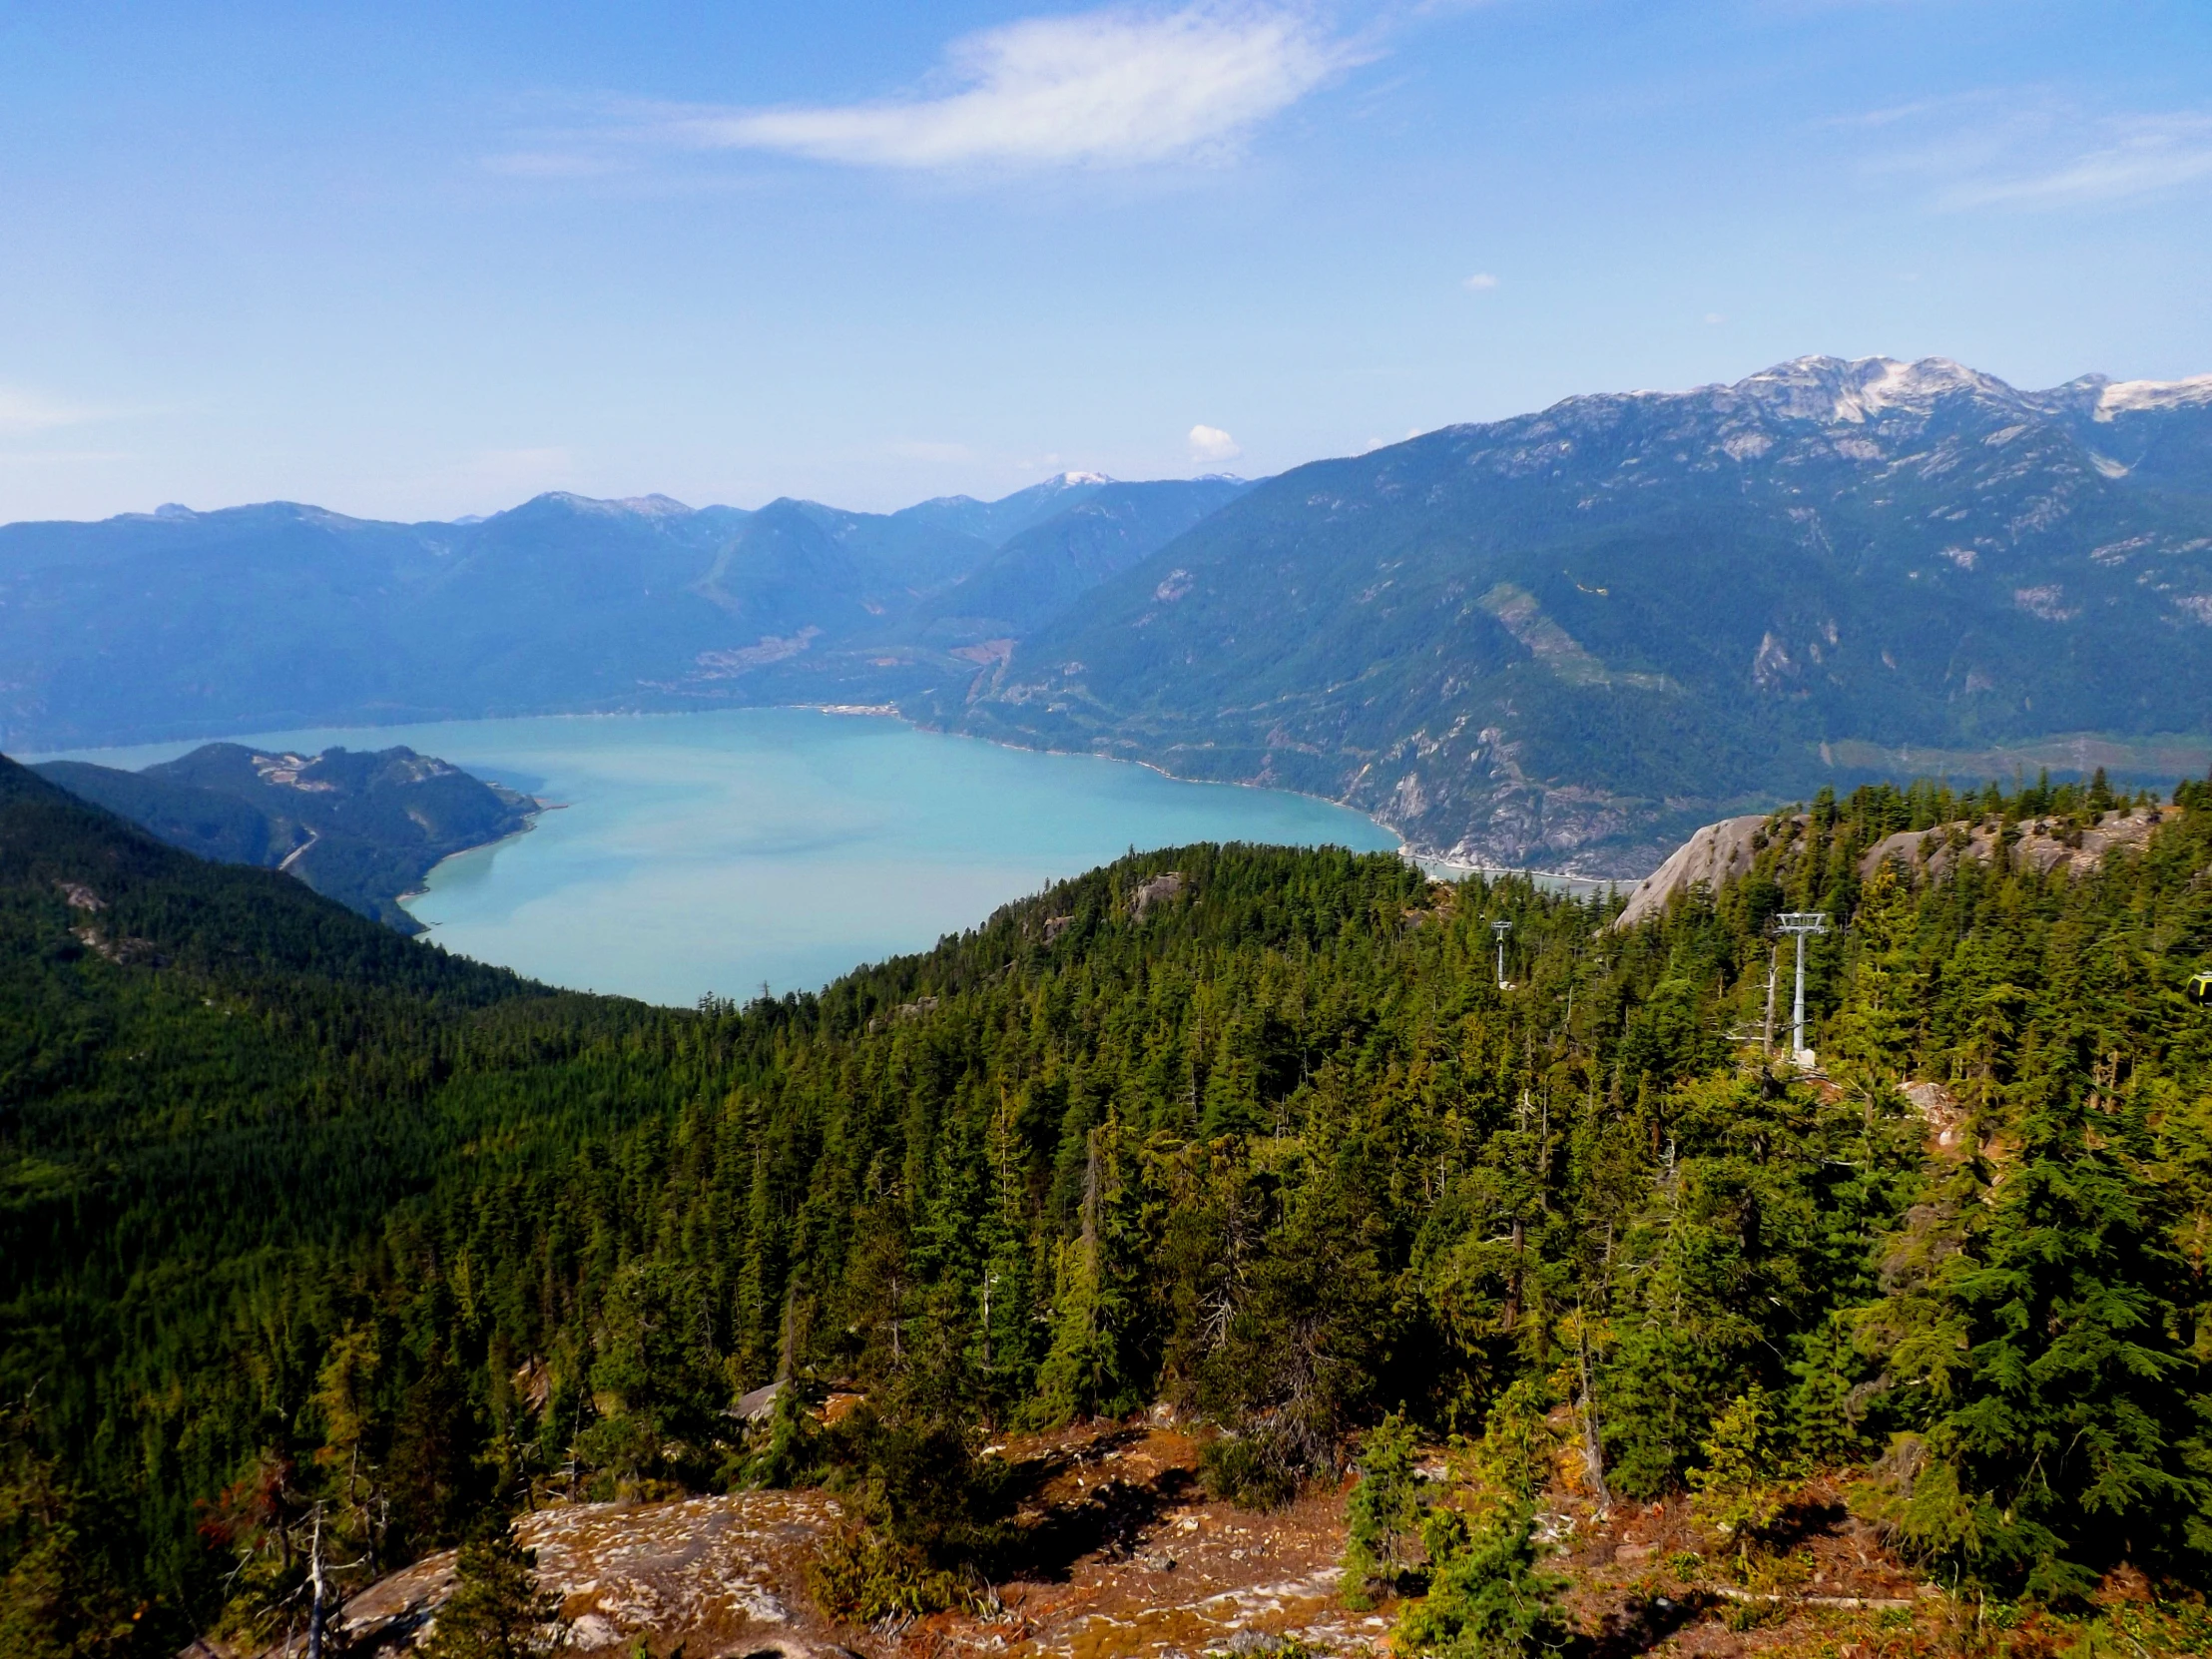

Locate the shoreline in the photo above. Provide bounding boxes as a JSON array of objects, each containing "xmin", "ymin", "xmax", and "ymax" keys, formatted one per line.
[
  {"xmin": 889, "ymin": 716, "xmax": 1627, "ymax": 889},
  {"xmin": 18, "ymin": 701, "xmax": 1621, "ymax": 889},
  {"xmin": 395, "ymin": 806, "xmax": 554, "ymax": 913}
]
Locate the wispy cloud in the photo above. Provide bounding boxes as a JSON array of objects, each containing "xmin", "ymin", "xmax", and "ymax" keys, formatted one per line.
[
  {"xmin": 0, "ymin": 386, "xmax": 104, "ymax": 434},
  {"xmin": 1844, "ymin": 93, "xmax": 2212, "ymax": 212},
  {"xmin": 1942, "ymin": 112, "xmax": 2212, "ymax": 208},
  {"xmin": 1462, "ymin": 272, "xmax": 1499, "ymax": 292},
  {"xmin": 659, "ymin": 4, "xmax": 1363, "ymax": 172}
]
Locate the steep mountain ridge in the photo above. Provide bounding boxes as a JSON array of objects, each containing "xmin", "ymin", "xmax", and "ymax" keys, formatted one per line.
[{"xmin": 943, "ymin": 355, "xmax": 2212, "ymax": 873}]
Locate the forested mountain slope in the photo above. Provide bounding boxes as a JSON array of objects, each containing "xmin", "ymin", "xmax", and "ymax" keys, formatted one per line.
[
  {"xmin": 8, "ymin": 752, "xmax": 2212, "ymax": 1650},
  {"xmin": 947, "ymin": 357, "xmax": 2212, "ymax": 872},
  {"xmin": 0, "ymin": 494, "xmax": 751, "ymax": 746},
  {"xmin": 34, "ymin": 742, "xmax": 538, "ymax": 930},
  {"xmin": 0, "ymin": 756, "xmax": 703, "ymax": 1645}
]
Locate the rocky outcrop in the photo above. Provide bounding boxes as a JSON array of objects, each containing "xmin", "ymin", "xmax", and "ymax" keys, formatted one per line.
[
  {"xmin": 1857, "ymin": 806, "xmax": 2175, "ymax": 881},
  {"xmin": 1130, "ymin": 870, "xmax": 1187, "ymax": 916},
  {"xmin": 1610, "ymin": 814, "xmax": 1769, "ymax": 929},
  {"xmin": 333, "ymin": 1489, "xmax": 841, "ymax": 1656},
  {"xmin": 1611, "ymin": 803, "xmax": 2177, "ymax": 934},
  {"xmin": 1900, "ymin": 1080, "xmax": 1966, "ymax": 1154}
]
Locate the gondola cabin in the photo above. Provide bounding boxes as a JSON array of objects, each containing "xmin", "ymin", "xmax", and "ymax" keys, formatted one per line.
[{"xmin": 2192, "ymin": 970, "xmax": 2212, "ymax": 1004}]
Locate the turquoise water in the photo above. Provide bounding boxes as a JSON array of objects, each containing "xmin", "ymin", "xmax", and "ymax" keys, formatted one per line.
[{"xmin": 44, "ymin": 710, "xmax": 1400, "ymax": 1005}]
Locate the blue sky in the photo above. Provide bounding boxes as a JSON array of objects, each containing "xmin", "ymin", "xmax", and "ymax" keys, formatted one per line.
[{"xmin": 2, "ymin": 0, "xmax": 2207, "ymax": 522}]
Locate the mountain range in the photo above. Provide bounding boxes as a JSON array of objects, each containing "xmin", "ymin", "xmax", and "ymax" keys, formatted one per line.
[
  {"xmin": 7, "ymin": 355, "xmax": 2210, "ymax": 872},
  {"xmin": 0, "ymin": 470, "xmax": 1234, "ymax": 746}
]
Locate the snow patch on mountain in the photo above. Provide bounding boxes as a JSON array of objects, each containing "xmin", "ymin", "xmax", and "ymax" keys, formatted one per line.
[
  {"xmin": 2096, "ymin": 373, "xmax": 2212, "ymax": 415},
  {"xmin": 1732, "ymin": 355, "xmax": 2026, "ymax": 425}
]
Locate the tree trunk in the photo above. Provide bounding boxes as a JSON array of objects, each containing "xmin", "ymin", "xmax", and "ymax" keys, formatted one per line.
[{"xmin": 305, "ymin": 1504, "xmax": 329, "ymax": 1659}]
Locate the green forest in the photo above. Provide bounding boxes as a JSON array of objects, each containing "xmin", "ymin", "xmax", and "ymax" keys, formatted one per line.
[{"xmin": 6, "ymin": 754, "xmax": 2212, "ymax": 1653}]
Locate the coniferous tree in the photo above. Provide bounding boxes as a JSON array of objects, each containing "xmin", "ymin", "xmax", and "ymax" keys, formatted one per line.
[
  {"xmin": 0, "ymin": 1406, "xmax": 135, "ymax": 1659},
  {"xmin": 1342, "ymin": 1411, "xmax": 1425, "ymax": 1608},
  {"xmin": 1857, "ymin": 1063, "xmax": 2212, "ymax": 1595},
  {"xmin": 422, "ymin": 1527, "xmax": 562, "ymax": 1659},
  {"xmin": 1392, "ymin": 1502, "xmax": 1567, "ymax": 1659}
]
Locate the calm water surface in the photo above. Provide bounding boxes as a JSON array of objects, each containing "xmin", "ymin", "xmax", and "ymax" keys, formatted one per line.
[{"xmin": 52, "ymin": 710, "xmax": 1400, "ymax": 1004}]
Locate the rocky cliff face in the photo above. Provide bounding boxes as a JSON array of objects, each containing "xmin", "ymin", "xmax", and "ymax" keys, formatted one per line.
[
  {"xmin": 1855, "ymin": 804, "xmax": 2175, "ymax": 881},
  {"xmin": 1611, "ymin": 814, "xmax": 1770, "ymax": 928}
]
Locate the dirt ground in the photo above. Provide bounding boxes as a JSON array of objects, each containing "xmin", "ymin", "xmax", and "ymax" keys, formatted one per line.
[{"xmin": 305, "ymin": 1421, "xmax": 2031, "ymax": 1659}]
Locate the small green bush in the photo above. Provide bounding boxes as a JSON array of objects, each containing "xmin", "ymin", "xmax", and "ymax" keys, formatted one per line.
[
  {"xmin": 1200, "ymin": 1434, "xmax": 1300, "ymax": 1511},
  {"xmin": 808, "ymin": 1520, "xmax": 971, "ymax": 1625}
]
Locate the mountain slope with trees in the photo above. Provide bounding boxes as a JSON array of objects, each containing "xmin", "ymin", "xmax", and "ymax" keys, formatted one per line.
[
  {"xmin": 900, "ymin": 476, "xmax": 1255, "ymax": 647},
  {"xmin": 6, "ymin": 750, "xmax": 2212, "ymax": 1649},
  {"xmin": 944, "ymin": 357, "xmax": 2212, "ymax": 872}
]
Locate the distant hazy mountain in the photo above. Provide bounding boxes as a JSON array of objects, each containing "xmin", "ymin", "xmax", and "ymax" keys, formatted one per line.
[
  {"xmin": 941, "ymin": 357, "xmax": 2212, "ymax": 871},
  {"xmin": 887, "ymin": 470, "xmax": 1114, "ymax": 548},
  {"xmin": 34, "ymin": 743, "xmax": 538, "ymax": 930},
  {"xmin": 904, "ymin": 477, "xmax": 1255, "ymax": 647},
  {"xmin": 0, "ymin": 493, "xmax": 757, "ymax": 745},
  {"xmin": 0, "ymin": 473, "xmax": 1211, "ymax": 749}
]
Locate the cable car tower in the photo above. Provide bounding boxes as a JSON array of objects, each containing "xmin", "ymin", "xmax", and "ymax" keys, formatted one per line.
[{"xmin": 1775, "ymin": 912, "xmax": 1830, "ymax": 1068}]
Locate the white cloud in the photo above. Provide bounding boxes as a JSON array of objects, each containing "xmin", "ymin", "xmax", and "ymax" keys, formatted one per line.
[
  {"xmin": 1188, "ymin": 423, "xmax": 1241, "ymax": 462},
  {"xmin": 1703, "ymin": 311, "xmax": 1727, "ymax": 325},
  {"xmin": 0, "ymin": 386, "xmax": 101, "ymax": 434},
  {"xmin": 1462, "ymin": 272, "xmax": 1499, "ymax": 291},
  {"xmin": 668, "ymin": 4, "xmax": 1361, "ymax": 171}
]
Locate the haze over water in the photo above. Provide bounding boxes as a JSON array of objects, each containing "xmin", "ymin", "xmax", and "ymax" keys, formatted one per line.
[{"xmin": 51, "ymin": 709, "xmax": 1399, "ymax": 1004}]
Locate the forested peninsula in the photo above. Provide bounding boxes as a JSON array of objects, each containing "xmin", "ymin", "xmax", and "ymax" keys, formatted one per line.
[
  {"xmin": 33, "ymin": 742, "xmax": 540, "ymax": 932},
  {"xmin": 6, "ymin": 755, "xmax": 2212, "ymax": 1655}
]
